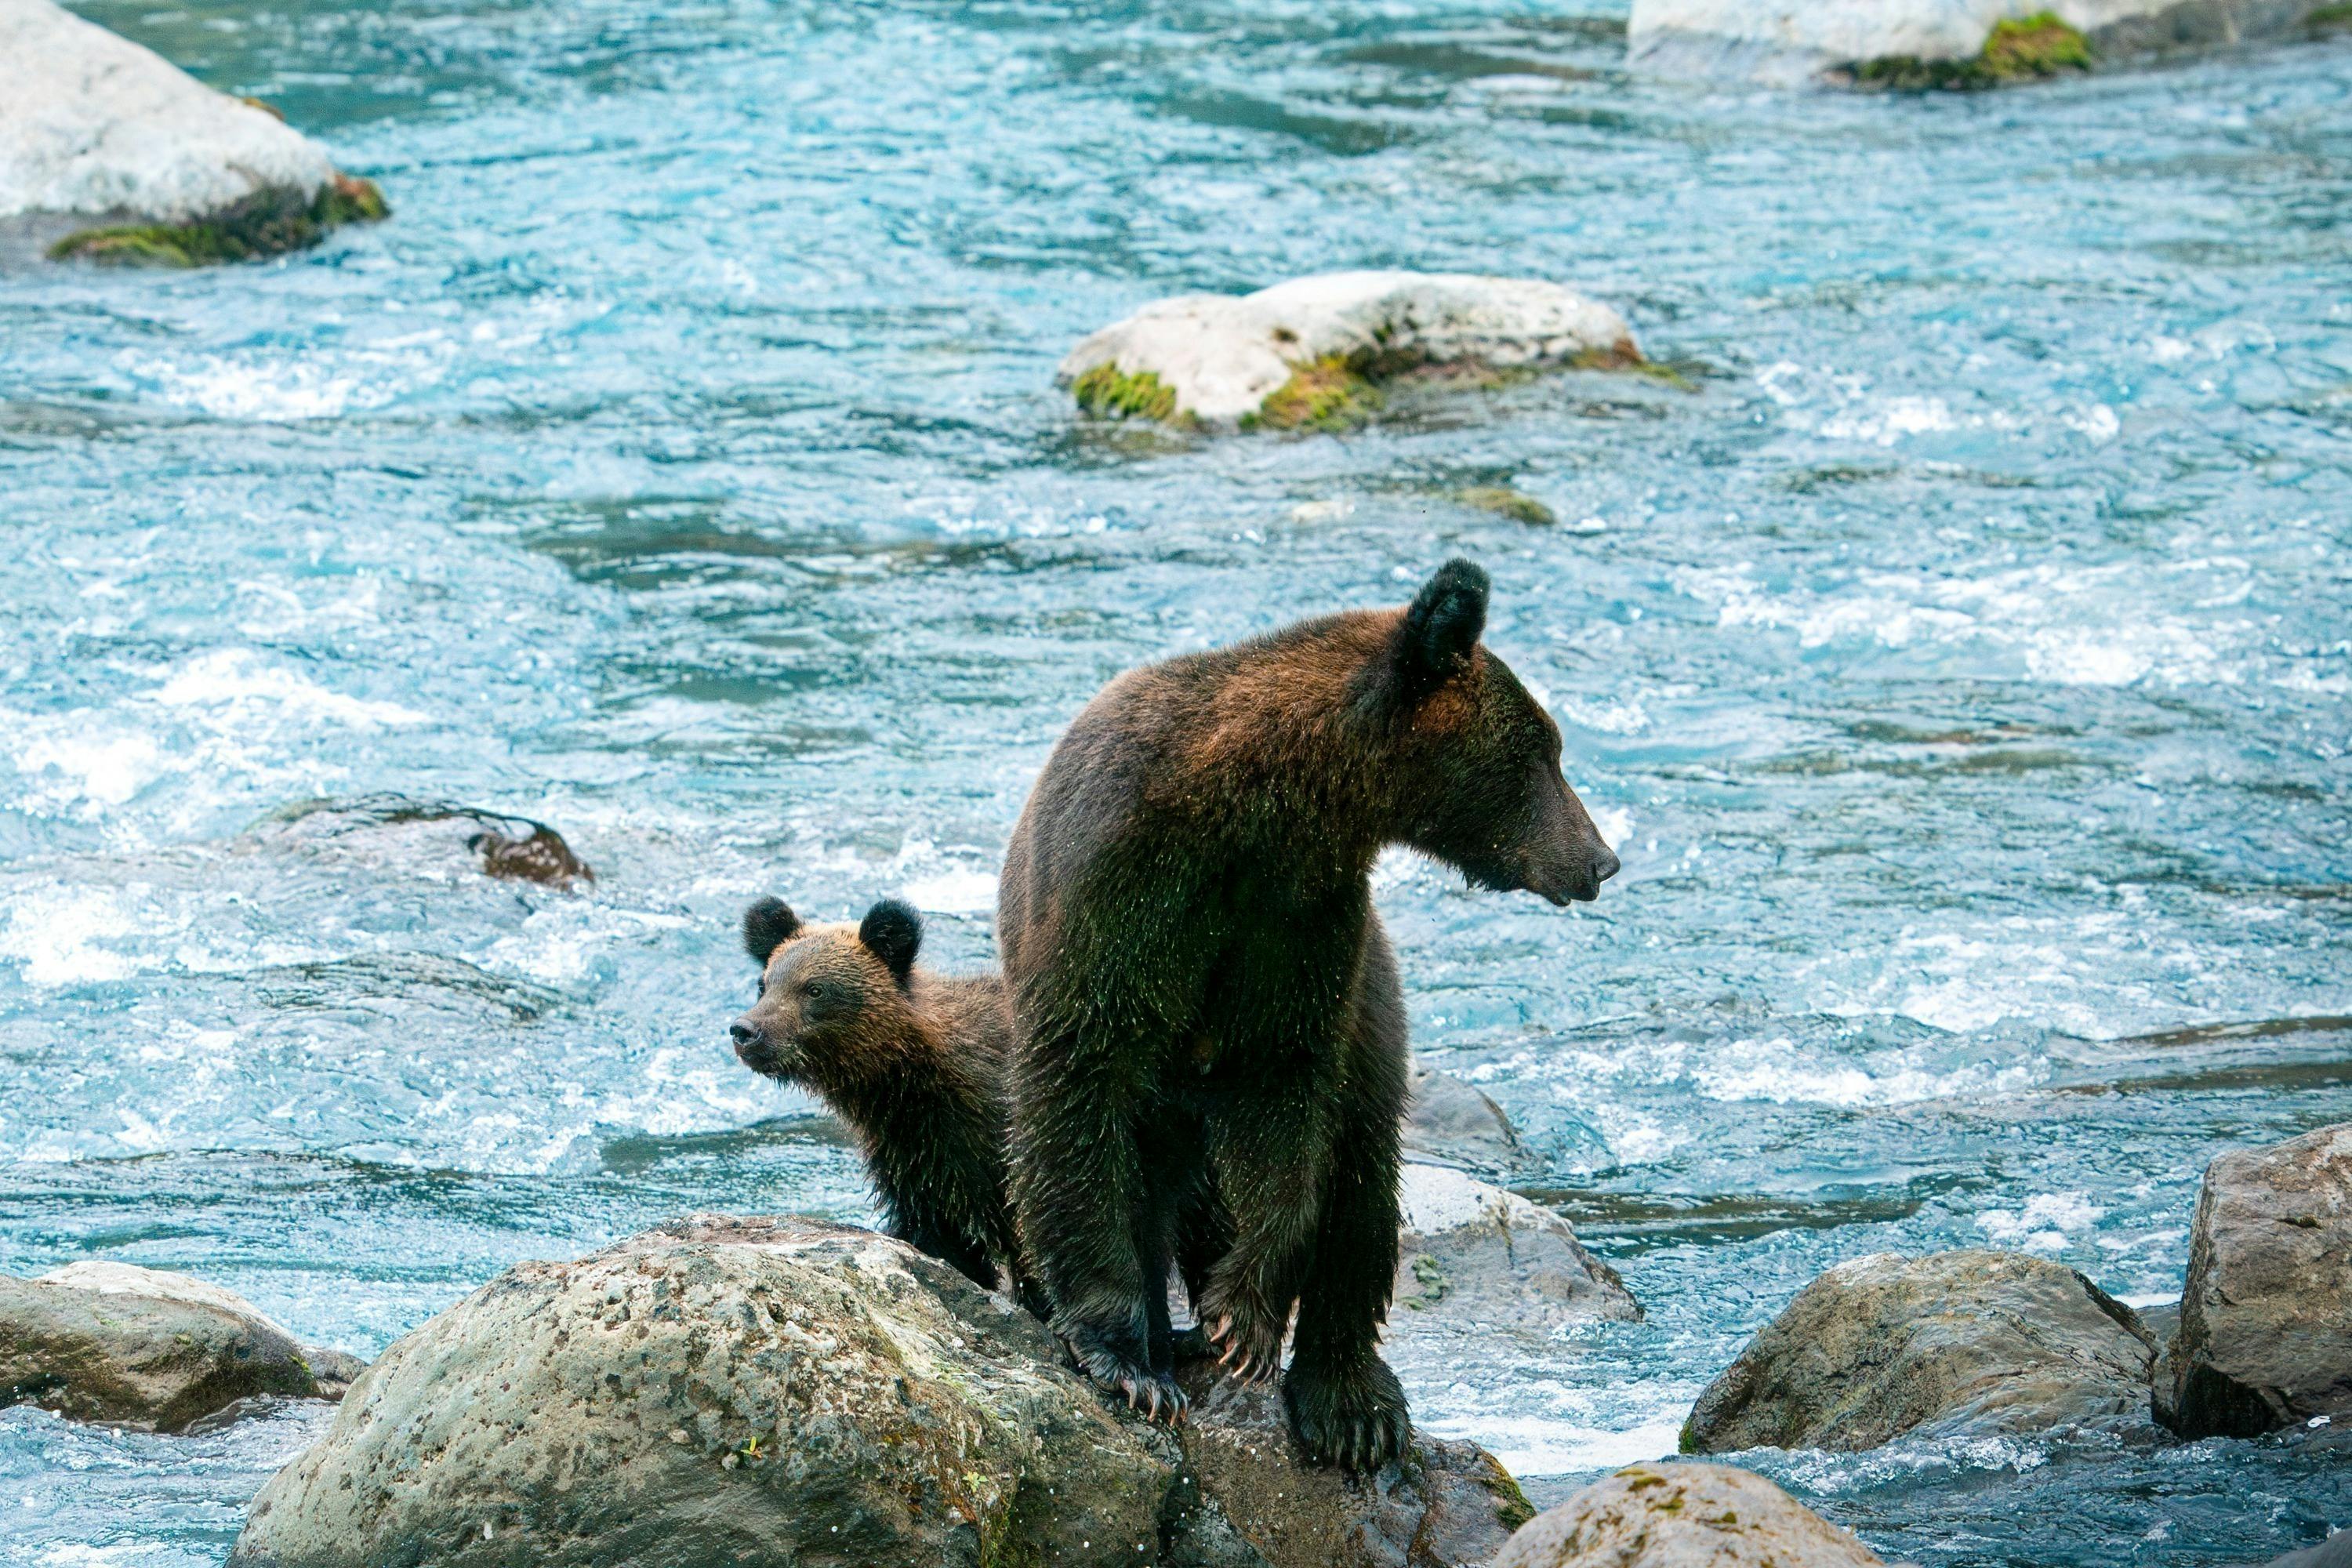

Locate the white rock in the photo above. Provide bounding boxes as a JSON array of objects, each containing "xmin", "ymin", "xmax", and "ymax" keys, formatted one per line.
[
  {"xmin": 0, "ymin": 0, "xmax": 337, "ymax": 227},
  {"xmin": 1391, "ymin": 1163, "xmax": 1642, "ymax": 1336},
  {"xmin": 1495, "ymin": 1461, "xmax": 1888, "ymax": 1568},
  {"xmin": 1058, "ymin": 270, "xmax": 1640, "ymax": 429},
  {"xmin": 38, "ymin": 1260, "xmax": 301, "ymax": 1341},
  {"xmin": 1625, "ymin": 0, "xmax": 2321, "ymax": 86}
]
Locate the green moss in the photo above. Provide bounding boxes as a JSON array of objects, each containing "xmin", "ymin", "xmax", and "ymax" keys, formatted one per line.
[
  {"xmin": 1455, "ymin": 485, "xmax": 1555, "ymax": 526},
  {"xmin": 1850, "ymin": 12, "xmax": 2092, "ymax": 89},
  {"xmin": 1071, "ymin": 361, "xmax": 1186, "ymax": 424},
  {"xmin": 2310, "ymin": 2, "xmax": 2352, "ymax": 29},
  {"xmin": 49, "ymin": 173, "xmax": 390, "ymax": 267},
  {"xmin": 1473, "ymin": 1451, "xmax": 1538, "ymax": 1533},
  {"xmin": 1245, "ymin": 354, "xmax": 1385, "ymax": 433},
  {"xmin": 1678, "ymin": 1415, "xmax": 1698, "ymax": 1454}
]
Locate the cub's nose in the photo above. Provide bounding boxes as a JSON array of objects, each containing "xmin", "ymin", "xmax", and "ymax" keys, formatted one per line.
[
  {"xmin": 730, "ymin": 1018, "xmax": 761, "ymax": 1047},
  {"xmin": 730, "ymin": 1018, "xmax": 768, "ymax": 1067}
]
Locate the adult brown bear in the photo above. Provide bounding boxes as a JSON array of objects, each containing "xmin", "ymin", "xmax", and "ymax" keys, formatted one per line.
[{"xmin": 999, "ymin": 558, "xmax": 1618, "ymax": 1469}]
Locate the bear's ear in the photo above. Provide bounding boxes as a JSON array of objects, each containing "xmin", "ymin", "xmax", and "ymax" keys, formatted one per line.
[
  {"xmin": 858, "ymin": 898, "xmax": 923, "ymax": 986},
  {"xmin": 1397, "ymin": 558, "xmax": 1489, "ymax": 689},
  {"xmin": 742, "ymin": 898, "xmax": 801, "ymax": 965}
]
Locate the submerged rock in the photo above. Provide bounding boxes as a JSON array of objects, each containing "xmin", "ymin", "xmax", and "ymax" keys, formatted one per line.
[
  {"xmin": 1403, "ymin": 1065, "xmax": 1533, "ymax": 1177},
  {"xmin": 0, "ymin": 0, "xmax": 386, "ymax": 266},
  {"xmin": 249, "ymin": 795, "xmax": 594, "ymax": 888},
  {"xmin": 1, "ymin": 1262, "xmax": 353, "ymax": 1432},
  {"xmin": 1494, "ymin": 1461, "xmax": 1886, "ymax": 1568},
  {"xmin": 2165, "ymin": 1122, "xmax": 2352, "ymax": 1439},
  {"xmin": 232, "ymin": 1214, "xmax": 1531, "ymax": 1568},
  {"xmin": 1682, "ymin": 1249, "xmax": 2154, "ymax": 1453},
  {"xmin": 1625, "ymin": 0, "xmax": 2336, "ymax": 89},
  {"xmin": 1059, "ymin": 270, "xmax": 1643, "ymax": 433},
  {"xmin": 1391, "ymin": 1164, "xmax": 1641, "ymax": 1337},
  {"xmin": 2252, "ymin": 1534, "xmax": 2352, "ymax": 1568}
]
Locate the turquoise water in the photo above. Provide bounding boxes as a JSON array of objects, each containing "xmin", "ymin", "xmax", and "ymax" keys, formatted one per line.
[{"xmin": 3, "ymin": 1, "xmax": 2350, "ymax": 1562}]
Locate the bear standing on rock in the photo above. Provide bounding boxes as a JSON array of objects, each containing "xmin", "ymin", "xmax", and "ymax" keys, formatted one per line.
[
  {"xmin": 999, "ymin": 558, "xmax": 1618, "ymax": 1470},
  {"xmin": 731, "ymin": 896, "xmax": 1047, "ymax": 1316}
]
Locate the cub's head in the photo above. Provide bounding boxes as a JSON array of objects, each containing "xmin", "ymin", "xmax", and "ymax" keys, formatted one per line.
[
  {"xmin": 728, "ymin": 896, "xmax": 923, "ymax": 1086},
  {"xmin": 1376, "ymin": 558, "xmax": 1620, "ymax": 906}
]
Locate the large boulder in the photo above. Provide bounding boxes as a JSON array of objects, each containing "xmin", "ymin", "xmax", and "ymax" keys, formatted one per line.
[
  {"xmin": 232, "ymin": 1214, "xmax": 1533, "ymax": 1568},
  {"xmin": 1403, "ymin": 1065, "xmax": 1532, "ymax": 1178},
  {"xmin": 2164, "ymin": 1123, "xmax": 2352, "ymax": 1439},
  {"xmin": 1682, "ymin": 1249, "xmax": 2154, "ymax": 1454},
  {"xmin": 2, "ymin": 1261, "xmax": 357, "ymax": 1432},
  {"xmin": 1626, "ymin": 0, "xmax": 2336, "ymax": 89},
  {"xmin": 1494, "ymin": 1462, "xmax": 1886, "ymax": 1568},
  {"xmin": 1390, "ymin": 1165, "xmax": 1641, "ymax": 1338},
  {"xmin": 1058, "ymin": 270, "xmax": 1643, "ymax": 433},
  {"xmin": 0, "ymin": 0, "xmax": 384, "ymax": 265}
]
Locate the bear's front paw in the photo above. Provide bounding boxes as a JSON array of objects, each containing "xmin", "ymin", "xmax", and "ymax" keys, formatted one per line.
[
  {"xmin": 1196, "ymin": 1275, "xmax": 1288, "ymax": 1386},
  {"xmin": 1283, "ymin": 1354, "xmax": 1410, "ymax": 1474},
  {"xmin": 1055, "ymin": 1317, "xmax": 1188, "ymax": 1425}
]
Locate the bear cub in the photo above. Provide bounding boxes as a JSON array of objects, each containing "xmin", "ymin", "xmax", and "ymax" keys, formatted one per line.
[{"xmin": 731, "ymin": 895, "xmax": 1044, "ymax": 1316}]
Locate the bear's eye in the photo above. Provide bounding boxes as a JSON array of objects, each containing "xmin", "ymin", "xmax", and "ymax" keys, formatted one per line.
[{"xmin": 801, "ymin": 981, "xmax": 823, "ymax": 999}]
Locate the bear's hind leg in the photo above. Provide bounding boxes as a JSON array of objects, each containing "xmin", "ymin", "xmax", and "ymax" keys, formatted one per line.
[{"xmin": 1013, "ymin": 1014, "xmax": 1184, "ymax": 1423}]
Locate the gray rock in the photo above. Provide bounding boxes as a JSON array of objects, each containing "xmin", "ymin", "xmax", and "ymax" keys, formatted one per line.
[
  {"xmin": 232, "ymin": 1214, "xmax": 1532, "ymax": 1568},
  {"xmin": 2165, "ymin": 1122, "xmax": 2352, "ymax": 1439},
  {"xmin": 1391, "ymin": 1164, "xmax": 1641, "ymax": 1340},
  {"xmin": 1494, "ymin": 1461, "xmax": 1886, "ymax": 1568},
  {"xmin": 1403, "ymin": 1065, "xmax": 1530, "ymax": 1178},
  {"xmin": 2138, "ymin": 1301, "xmax": 2182, "ymax": 1430},
  {"xmin": 1683, "ymin": 1249, "xmax": 2155, "ymax": 1454},
  {"xmin": 1059, "ymin": 270, "xmax": 1642, "ymax": 432},
  {"xmin": 0, "ymin": 0, "xmax": 383, "ymax": 264},
  {"xmin": 1626, "ymin": 0, "xmax": 2335, "ymax": 88},
  {"xmin": 2252, "ymin": 1533, "xmax": 2352, "ymax": 1568},
  {"xmin": 2, "ymin": 1262, "xmax": 339, "ymax": 1432}
]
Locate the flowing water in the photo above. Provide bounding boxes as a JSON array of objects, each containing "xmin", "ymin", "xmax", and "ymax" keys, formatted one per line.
[{"xmin": 3, "ymin": 1, "xmax": 2350, "ymax": 1562}]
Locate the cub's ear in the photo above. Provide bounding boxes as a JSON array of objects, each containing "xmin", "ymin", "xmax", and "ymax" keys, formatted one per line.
[
  {"xmin": 858, "ymin": 898, "xmax": 923, "ymax": 986},
  {"xmin": 1399, "ymin": 558, "xmax": 1489, "ymax": 688},
  {"xmin": 742, "ymin": 898, "xmax": 801, "ymax": 965}
]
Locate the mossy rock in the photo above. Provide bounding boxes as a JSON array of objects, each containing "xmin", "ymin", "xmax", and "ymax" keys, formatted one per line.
[
  {"xmin": 1243, "ymin": 354, "xmax": 1385, "ymax": 433},
  {"xmin": 49, "ymin": 173, "xmax": 389, "ymax": 267},
  {"xmin": 1457, "ymin": 485, "xmax": 1556, "ymax": 526},
  {"xmin": 1069, "ymin": 363, "xmax": 1188, "ymax": 425},
  {"xmin": 1849, "ymin": 12, "xmax": 2092, "ymax": 89},
  {"xmin": 2310, "ymin": 1, "xmax": 2352, "ymax": 30}
]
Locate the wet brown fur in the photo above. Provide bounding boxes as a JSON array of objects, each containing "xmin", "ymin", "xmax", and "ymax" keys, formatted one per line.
[{"xmin": 732, "ymin": 906, "xmax": 1045, "ymax": 1314}]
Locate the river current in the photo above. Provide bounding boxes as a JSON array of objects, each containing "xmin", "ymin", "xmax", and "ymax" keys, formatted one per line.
[{"xmin": 2, "ymin": 2, "xmax": 2349, "ymax": 1563}]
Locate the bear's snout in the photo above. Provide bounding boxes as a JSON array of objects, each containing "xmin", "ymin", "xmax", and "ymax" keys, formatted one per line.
[
  {"xmin": 731, "ymin": 1016, "xmax": 776, "ymax": 1072},
  {"xmin": 1532, "ymin": 838, "xmax": 1619, "ymax": 905}
]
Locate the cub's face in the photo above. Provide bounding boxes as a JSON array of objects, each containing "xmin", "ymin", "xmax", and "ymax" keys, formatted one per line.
[
  {"xmin": 730, "ymin": 896, "xmax": 924, "ymax": 1087},
  {"xmin": 732, "ymin": 930, "xmax": 882, "ymax": 1083}
]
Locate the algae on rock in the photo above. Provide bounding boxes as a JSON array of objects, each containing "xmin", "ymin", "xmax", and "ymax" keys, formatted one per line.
[
  {"xmin": 49, "ymin": 174, "xmax": 388, "ymax": 267},
  {"xmin": 1849, "ymin": 12, "xmax": 2092, "ymax": 89}
]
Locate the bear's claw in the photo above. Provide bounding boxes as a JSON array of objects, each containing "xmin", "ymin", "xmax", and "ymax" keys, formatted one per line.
[
  {"xmin": 1057, "ymin": 1322, "xmax": 1188, "ymax": 1426},
  {"xmin": 1283, "ymin": 1354, "xmax": 1410, "ymax": 1474},
  {"xmin": 1197, "ymin": 1283, "xmax": 1287, "ymax": 1387}
]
